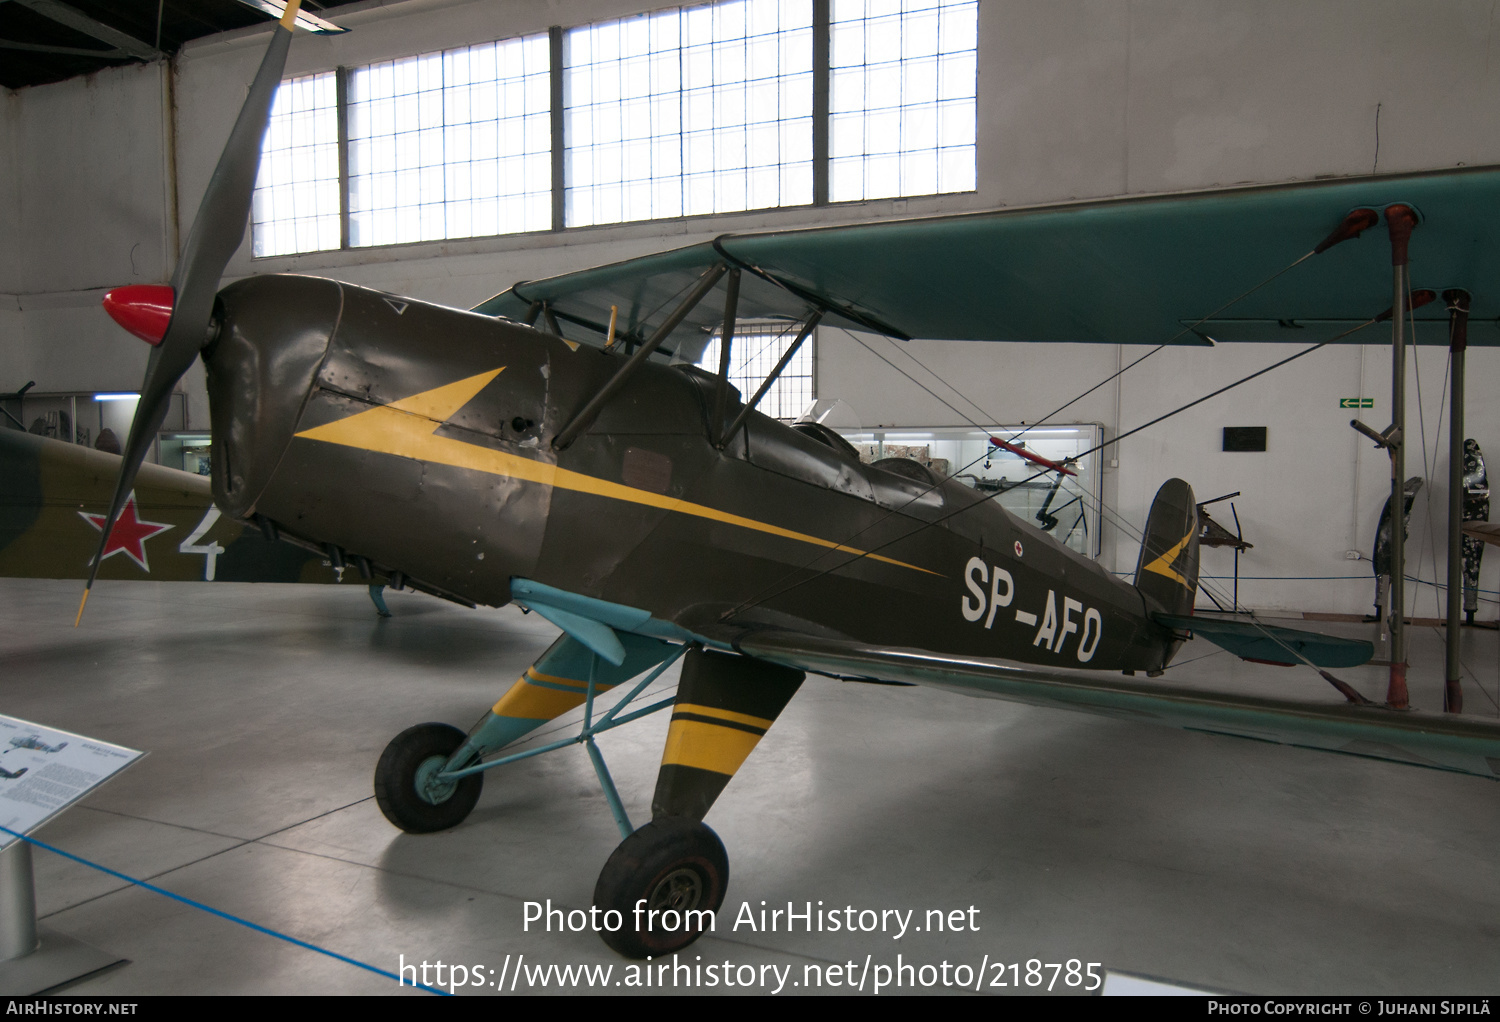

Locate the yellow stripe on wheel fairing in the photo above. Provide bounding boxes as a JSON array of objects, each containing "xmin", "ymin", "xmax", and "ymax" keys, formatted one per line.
[
  {"xmin": 661, "ymin": 719, "xmax": 763, "ymax": 777},
  {"xmin": 672, "ymin": 703, "xmax": 773, "ymax": 731},
  {"xmin": 526, "ymin": 667, "xmax": 590, "ymax": 690},
  {"xmin": 491, "ymin": 679, "xmax": 586, "ymax": 720},
  {"xmin": 491, "ymin": 670, "xmax": 618, "ymax": 719}
]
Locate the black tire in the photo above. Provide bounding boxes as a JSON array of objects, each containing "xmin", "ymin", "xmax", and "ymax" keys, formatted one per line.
[
  {"xmin": 374, "ymin": 722, "xmax": 482, "ymax": 834},
  {"xmin": 593, "ymin": 818, "xmax": 728, "ymax": 959}
]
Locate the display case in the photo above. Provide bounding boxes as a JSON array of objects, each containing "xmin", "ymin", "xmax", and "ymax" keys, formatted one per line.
[
  {"xmin": 838, "ymin": 424, "xmax": 1103, "ymax": 557},
  {"xmin": 157, "ymin": 433, "xmax": 213, "ymax": 475},
  {"xmin": 0, "ymin": 391, "xmax": 187, "ymax": 465}
]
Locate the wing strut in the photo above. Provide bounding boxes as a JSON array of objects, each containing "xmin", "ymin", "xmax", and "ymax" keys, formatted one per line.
[
  {"xmin": 719, "ymin": 310, "xmax": 823, "ymax": 448},
  {"xmin": 711, "ymin": 269, "xmax": 740, "ymax": 445},
  {"xmin": 551, "ymin": 262, "xmax": 727, "ymax": 450}
]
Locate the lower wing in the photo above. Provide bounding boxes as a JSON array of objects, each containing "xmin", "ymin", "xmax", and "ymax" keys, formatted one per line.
[{"xmin": 736, "ymin": 631, "xmax": 1500, "ymax": 782}]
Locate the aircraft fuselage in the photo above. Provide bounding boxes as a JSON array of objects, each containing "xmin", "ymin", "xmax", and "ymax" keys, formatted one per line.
[{"xmin": 206, "ymin": 274, "xmax": 1174, "ymax": 674}]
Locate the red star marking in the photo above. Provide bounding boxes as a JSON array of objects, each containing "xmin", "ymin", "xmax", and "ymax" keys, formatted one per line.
[{"xmin": 79, "ymin": 493, "xmax": 173, "ymax": 573}]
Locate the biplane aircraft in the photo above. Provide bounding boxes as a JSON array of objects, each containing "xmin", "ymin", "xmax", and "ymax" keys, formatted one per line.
[{"xmin": 61, "ymin": 4, "xmax": 1500, "ymax": 959}]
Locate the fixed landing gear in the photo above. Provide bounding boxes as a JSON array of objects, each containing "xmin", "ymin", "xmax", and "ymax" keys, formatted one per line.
[
  {"xmin": 374, "ymin": 722, "xmax": 482, "ymax": 833},
  {"xmin": 371, "ymin": 642, "xmax": 801, "ymax": 958},
  {"xmin": 594, "ymin": 818, "xmax": 728, "ymax": 959}
]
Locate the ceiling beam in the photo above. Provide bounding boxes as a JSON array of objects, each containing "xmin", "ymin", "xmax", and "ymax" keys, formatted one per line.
[
  {"xmin": 9, "ymin": 0, "xmax": 161, "ymax": 60},
  {"xmin": 0, "ymin": 38, "xmax": 128, "ymax": 56}
]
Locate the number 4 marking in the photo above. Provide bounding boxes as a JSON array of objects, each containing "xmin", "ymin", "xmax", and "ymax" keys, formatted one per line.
[{"xmin": 179, "ymin": 508, "xmax": 225, "ymax": 581}]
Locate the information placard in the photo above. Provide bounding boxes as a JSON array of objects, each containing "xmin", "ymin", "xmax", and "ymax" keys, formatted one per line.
[{"xmin": 0, "ymin": 715, "xmax": 143, "ymax": 849}]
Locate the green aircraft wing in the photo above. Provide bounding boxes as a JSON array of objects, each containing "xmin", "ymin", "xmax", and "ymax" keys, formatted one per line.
[
  {"xmin": 476, "ymin": 165, "xmax": 1500, "ymax": 348},
  {"xmin": 736, "ymin": 631, "xmax": 1500, "ymax": 783}
]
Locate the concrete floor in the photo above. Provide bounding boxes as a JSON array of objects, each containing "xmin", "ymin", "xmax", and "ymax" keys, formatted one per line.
[{"xmin": 2, "ymin": 577, "xmax": 1499, "ymax": 996}]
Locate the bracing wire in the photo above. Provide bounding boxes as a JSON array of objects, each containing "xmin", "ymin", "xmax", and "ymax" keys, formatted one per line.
[
  {"xmin": 1408, "ymin": 295, "xmax": 1443, "ymax": 619},
  {"xmin": 697, "ymin": 235, "xmax": 1411, "ymax": 700},
  {"xmin": 712, "ymin": 318, "xmax": 798, "ymax": 378},
  {"xmin": 1422, "ymin": 325, "xmax": 1454, "ymax": 621},
  {"xmin": 867, "ymin": 332, "xmax": 1005, "ymax": 428},
  {"xmin": 1009, "ymin": 248, "xmax": 1320, "ymax": 446},
  {"xmin": 725, "ymin": 321, "xmax": 1392, "ymax": 700},
  {"xmin": 727, "ymin": 320, "xmax": 1379, "ymax": 621},
  {"xmin": 723, "ymin": 244, "xmax": 1342, "ymax": 622},
  {"xmin": 845, "ymin": 331, "xmax": 998, "ymax": 432}
]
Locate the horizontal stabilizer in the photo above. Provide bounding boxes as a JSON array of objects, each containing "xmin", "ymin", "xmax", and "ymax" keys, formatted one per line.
[{"xmin": 1154, "ymin": 613, "xmax": 1373, "ymax": 668}]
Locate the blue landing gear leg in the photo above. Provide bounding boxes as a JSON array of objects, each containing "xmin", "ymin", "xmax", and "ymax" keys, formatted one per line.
[{"xmin": 368, "ymin": 584, "xmax": 391, "ymax": 617}]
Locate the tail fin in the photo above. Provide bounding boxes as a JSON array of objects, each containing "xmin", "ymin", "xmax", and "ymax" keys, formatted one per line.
[{"xmin": 1134, "ymin": 478, "xmax": 1200, "ymax": 617}]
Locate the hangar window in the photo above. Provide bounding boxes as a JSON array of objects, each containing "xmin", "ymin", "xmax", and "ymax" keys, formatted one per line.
[
  {"xmin": 252, "ymin": 71, "xmax": 341, "ymax": 257},
  {"xmin": 251, "ymin": 0, "xmax": 979, "ymax": 256},
  {"xmin": 697, "ymin": 320, "xmax": 814, "ymax": 420},
  {"xmin": 829, "ymin": 0, "xmax": 978, "ymax": 201},
  {"xmin": 347, "ymin": 34, "xmax": 553, "ymax": 246},
  {"xmin": 563, "ymin": 1, "xmax": 814, "ymax": 227}
]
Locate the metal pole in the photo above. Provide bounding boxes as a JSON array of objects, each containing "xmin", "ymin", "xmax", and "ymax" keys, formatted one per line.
[
  {"xmin": 1231, "ymin": 502, "xmax": 1243, "ymax": 614},
  {"xmin": 585, "ymin": 739, "xmax": 634, "ymax": 840},
  {"xmin": 1444, "ymin": 289, "xmax": 1471, "ymax": 713},
  {"xmin": 0, "ymin": 841, "xmax": 38, "ymax": 962},
  {"xmin": 811, "ymin": 0, "xmax": 830, "ymax": 206},
  {"xmin": 1385, "ymin": 204, "xmax": 1417, "ymax": 709},
  {"xmin": 549, "ymin": 25, "xmax": 565, "ymax": 233}
]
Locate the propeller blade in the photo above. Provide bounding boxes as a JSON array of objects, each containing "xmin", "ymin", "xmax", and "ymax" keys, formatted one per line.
[{"xmin": 80, "ymin": 2, "xmax": 303, "ymax": 623}]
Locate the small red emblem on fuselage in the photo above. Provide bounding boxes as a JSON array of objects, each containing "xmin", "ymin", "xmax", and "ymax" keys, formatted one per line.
[{"xmin": 80, "ymin": 494, "xmax": 174, "ymax": 572}]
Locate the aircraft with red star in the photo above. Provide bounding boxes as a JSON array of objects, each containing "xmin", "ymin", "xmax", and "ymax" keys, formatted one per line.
[{"xmin": 49, "ymin": 0, "xmax": 1500, "ymax": 962}]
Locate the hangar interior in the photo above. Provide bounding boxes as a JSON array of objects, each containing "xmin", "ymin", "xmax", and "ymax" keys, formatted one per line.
[{"xmin": 3, "ymin": 0, "xmax": 1500, "ymax": 996}]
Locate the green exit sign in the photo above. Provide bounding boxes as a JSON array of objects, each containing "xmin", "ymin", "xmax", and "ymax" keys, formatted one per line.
[{"xmin": 1340, "ymin": 397, "xmax": 1375, "ymax": 409}]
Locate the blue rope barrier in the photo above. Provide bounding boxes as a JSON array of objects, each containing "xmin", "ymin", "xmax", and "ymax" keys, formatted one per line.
[{"xmin": 0, "ymin": 824, "xmax": 448, "ymax": 995}]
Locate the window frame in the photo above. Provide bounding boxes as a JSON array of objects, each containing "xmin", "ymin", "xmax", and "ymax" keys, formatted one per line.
[
  {"xmin": 695, "ymin": 317, "xmax": 818, "ymax": 422},
  {"xmin": 250, "ymin": 0, "xmax": 978, "ymax": 260}
]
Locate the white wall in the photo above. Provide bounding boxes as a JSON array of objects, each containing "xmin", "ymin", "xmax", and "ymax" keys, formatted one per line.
[
  {"xmin": 6, "ymin": 0, "xmax": 1500, "ymax": 615},
  {"xmin": 821, "ymin": 329, "xmax": 1495, "ymax": 615},
  {"xmin": 1, "ymin": 62, "xmax": 172, "ymax": 394}
]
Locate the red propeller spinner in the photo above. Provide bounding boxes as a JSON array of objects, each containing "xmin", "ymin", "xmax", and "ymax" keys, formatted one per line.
[
  {"xmin": 79, "ymin": 0, "xmax": 305, "ymax": 627},
  {"xmin": 102, "ymin": 285, "xmax": 174, "ymax": 345}
]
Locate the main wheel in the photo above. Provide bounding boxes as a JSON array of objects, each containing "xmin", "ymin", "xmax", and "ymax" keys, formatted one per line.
[
  {"xmin": 374, "ymin": 722, "xmax": 482, "ymax": 833},
  {"xmin": 593, "ymin": 818, "xmax": 728, "ymax": 959}
]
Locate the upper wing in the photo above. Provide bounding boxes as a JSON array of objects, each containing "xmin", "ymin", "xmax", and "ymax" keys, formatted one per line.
[
  {"xmin": 475, "ymin": 166, "xmax": 1500, "ymax": 349},
  {"xmin": 735, "ymin": 630, "xmax": 1500, "ymax": 782}
]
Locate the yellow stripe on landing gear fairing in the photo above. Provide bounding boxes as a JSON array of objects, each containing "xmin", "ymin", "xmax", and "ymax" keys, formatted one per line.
[
  {"xmin": 660, "ymin": 719, "xmax": 765, "ymax": 777},
  {"xmin": 490, "ymin": 668, "xmax": 617, "ymax": 719}
]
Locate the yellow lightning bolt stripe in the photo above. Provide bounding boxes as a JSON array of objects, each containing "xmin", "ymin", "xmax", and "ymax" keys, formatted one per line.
[
  {"xmin": 294, "ymin": 368, "xmax": 939, "ymax": 576},
  {"xmin": 1142, "ymin": 532, "xmax": 1193, "ymax": 588}
]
